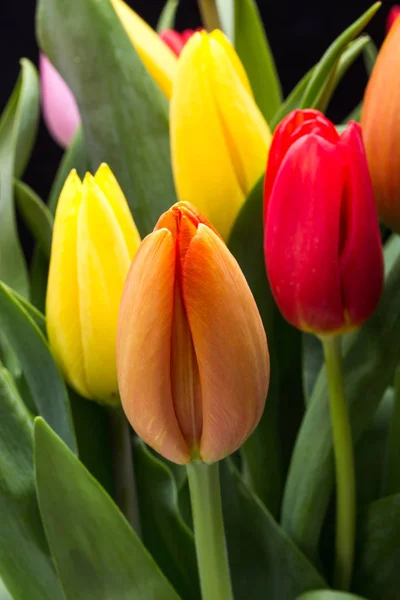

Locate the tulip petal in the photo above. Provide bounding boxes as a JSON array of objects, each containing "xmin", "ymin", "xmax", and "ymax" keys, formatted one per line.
[
  {"xmin": 182, "ymin": 225, "xmax": 269, "ymax": 462},
  {"xmin": 338, "ymin": 123, "xmax": 383, "ymax": 325},
  {"xmin": 117, "ymin": 229, "xmax": 190, "ymax": 464},
  {"xmin": 94, "ymin": 163, "xmax": 141, "ymax": 259},
  {"xmin": 265, "ymin": 134, "xmax": 346, "ymax": 333},
  {"xmin": 40, "ymin": 54, "xmax": 80, "ymax": 148},
  {"xmin": 111, "ymin": 0, "xmax": 177, "ymax": 98},
  {"xmin": 171, "ymin": 32, "xmax": 248, "ymax": 240},
  {"xmin": 77, "ymin": 174, "xmax": 132, "ymax": 403},
  {"xmin": 46, "ymin": 171, "xmax": 89, "ymax": 397}
]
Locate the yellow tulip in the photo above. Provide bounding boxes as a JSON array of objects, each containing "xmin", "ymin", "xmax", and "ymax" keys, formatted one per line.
[
  {"xmin": 46, "ymin": 164, "xmax": 141, "ymax": 405},
  {"xmin": 170, "ymin": 30, "xmax": 272, "ymax": 241},
  {"xmin": 117, "ymin": 202, "xmax": 269, "ymax": 464},
  {"xmin": 111, "ymin": 0, "xmax": 177, "ymax": 98}
]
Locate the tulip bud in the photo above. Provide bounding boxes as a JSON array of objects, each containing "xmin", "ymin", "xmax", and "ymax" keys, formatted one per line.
[
  {"xmin": 170, "ymin": 30, "xmax": 272, "ymax": 241},
  {"xmin": 159, "ymin": 29, "xmax": 200, "ymax": 56},
  {"xmin": 40, "ymin": 54, "xmax": 80, "ymax": 148},
  {"xmin": 264, "ymin": 109, "xmax": 383, "ymax": 335},
  {"xmin": 47, "ymin": 164, "xmax": 141, "ymax": 405},
  {"xmin": 361, "ymin": 16, "xmax": 400, "ymax": 232},
  {"xmin": 117, "ymin": 202, "xmax": 269, "ymax": 464},
  {"xmin": 387, "ymin": 6, "xmax": 400, "ymax": 32}
]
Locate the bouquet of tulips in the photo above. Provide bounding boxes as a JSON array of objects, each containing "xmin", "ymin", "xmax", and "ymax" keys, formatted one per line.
[{"xmin": 1, "ymin": 0, "xmax": 400, "ymax": 598}]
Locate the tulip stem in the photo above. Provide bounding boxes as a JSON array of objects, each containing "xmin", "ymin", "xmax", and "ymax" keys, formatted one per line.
[
  {"xmin": 109, "ymin": 406, "xmax": 141, "ymax": 536},
  {"xmin": 322, "ymin": 335, "xmax": 355, "ymax": 591},
  {"xmin": 187, "ymin": 461, "xmax": 233, "ymax": 600},
  {"xmin": 198, "ymin": 0, "xmax": 221, "ymax": 31}
]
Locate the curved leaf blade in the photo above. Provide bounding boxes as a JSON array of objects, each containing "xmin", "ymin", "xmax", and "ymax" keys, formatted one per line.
[
  {"xmin": 156, "ymin": 0, "xmax": 179, "ymax": 32},
  {"xmin": 34, "ymin": 418, "xmax": 181, "ymax": 600},
  {"xmin": 14, "ymin": 180, "xmax": 53, "ymax": 258}
]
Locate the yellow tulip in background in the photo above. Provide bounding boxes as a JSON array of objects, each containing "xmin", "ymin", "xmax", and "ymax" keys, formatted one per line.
[
  {"xmin": 170, "ymin": 30, "xmax": 272, "ymax": 240},
  {"xmin": 46, "ymin": 164, "xmax": 141, "ymax": 405},
  {"xmin": 112, "ymin": 0, "xmax": 177, "ymax": 98}
]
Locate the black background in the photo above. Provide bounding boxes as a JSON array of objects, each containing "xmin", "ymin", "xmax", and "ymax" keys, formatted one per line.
[{"xmin": 0, "ymin": 0, "xmax": 395, "ymax": 201}]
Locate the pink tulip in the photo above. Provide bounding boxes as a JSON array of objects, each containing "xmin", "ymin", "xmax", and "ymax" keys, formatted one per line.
[{"xmin": 39, "ymin": 54, "xmax": 80, "ymax": 148}]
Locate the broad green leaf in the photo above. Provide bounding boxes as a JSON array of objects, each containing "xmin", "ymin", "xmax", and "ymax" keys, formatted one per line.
[
  {"xmin": 297, "ymin": 592, "xmax": 367, "ymax": 600},
  {"xmin": 0, "ymin": 59, "xmax": 39, "ymax": 297},
  {"xmin": 29, "ymin": 250, "xmax": 49, "ymax": 313},
  {"xmin": 0, "ymin": 367, "xmax": 64, "ymax": 600},
  {"xmin": 37, "ymin": 0, "xmax": 176, "ymax": 236},
  {"xmin": 220, "ymin": 460, "xmax": 327, "ymax": 599},
  {"xmin": 234, "ymin": 0, "xmax": 282, "ymax": 123},
  {"xmin": 34, "ymin": 418, "xmax": 181, "ymax": 600},
  {"xmin": 6, "ymin": 287, "xmax": 45, "ymax": 335},
  {"xmin": 14, "ymin": 180, "xmax": 53, "ymax": 258},
  {"xmin": 0, "ymin": 578, "xmax": 13, "ymax": 600},
  {"xmin": 300, "ymin": 3, "xmax": 380, "ymax": 109},
  {"xmin": 157, "ymin": 0, "xmax": 179, "ymax": 32},
  {"xmin": 228, "ymin": 178, "xmax": 304, "ymax": 515},
  {"xmin": 353, "ymin": 494, "xmax": 400, "ymax": 599},
  {"xmin": 0, "ymin": 282, "xmax": 76, "ymax": 452},
  {"xmin": 134, "ymin": 440, "xmax": 200, "ymax": 600},
  {"xmin": 282, "ymin": 235, "xmax": 400, "ymax": 563}
]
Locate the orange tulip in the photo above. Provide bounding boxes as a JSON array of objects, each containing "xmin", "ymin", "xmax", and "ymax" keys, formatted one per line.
[
  {"xmin": 117, "ymin": 202, "xmax": 269, "ymax": 464},
  {"xmin": 362, "ymin": 16, "xmax": 400, "ymax": 232}
]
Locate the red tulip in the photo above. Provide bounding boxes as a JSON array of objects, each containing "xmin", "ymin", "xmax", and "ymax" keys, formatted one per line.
[
  {"xmin": 159, "ymin": 29, "xmax": 200, "ymax": 56},
  {"xmin": 264, "ymin": 109, "xmax": 383, "ymax": 335},
  {"xmin": 387, "ymin": 5, "xmax": 400, "ymax": 32}
]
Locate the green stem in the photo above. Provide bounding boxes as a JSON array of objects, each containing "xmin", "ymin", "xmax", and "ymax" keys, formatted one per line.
[
  {"xmin": 187, "ymin": 462, "xmax": 233, "ymax": 600},
  {"xmin": 109, "ymin": 406, "xmax": 141, "ymax": 535},
  {"xmin": 321, "ymin": 335, "xmax": 356, "ymax": 591},
  {"xmin": 197, "ymin": 0, "xmax": 221, "ymax": 31},
  {"xmin": 382, "ymin": 365, "xmax": 400, "ymax": 496}
]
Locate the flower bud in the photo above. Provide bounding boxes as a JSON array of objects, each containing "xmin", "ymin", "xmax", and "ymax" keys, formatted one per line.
[
  {"xmin": 159, "ymin": 29, "xmax": 200, "ymax": 56},
  {"xmin": 47, "ymin": 164, "xmax": 141, "ymax": 404},
  {"xmin": 170, "ymin": 30, "xmax": 271, "ymax": 241},
  {"xmin": 264, "ymin": 109, "xmax": 383, "ymax": 335},
  {"xmin": 387, "ymin": 6, "xmax": 400, "ymax": 32},
  {"xmin": 117, "ymin": 202, "xmax": 269, "ymax": 464},
  {"xmin": 361, "ymin": 16, "xmax": 400, "ymax": 232}
]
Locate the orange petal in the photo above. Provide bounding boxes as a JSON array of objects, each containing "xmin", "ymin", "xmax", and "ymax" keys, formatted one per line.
[
  {"xmin": 182, "ymin": 225, "xmax": 269, "ymax": 462},
  {"xmin": 117, "ymin": 229, "xmax": 190, "ymax": 464}
]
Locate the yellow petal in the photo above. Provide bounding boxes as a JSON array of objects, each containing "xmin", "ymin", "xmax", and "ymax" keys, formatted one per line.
[
  {"xmin": 77, "ymin": 174, "xmax": 132, "ymax": 404},
  {"xmin": 182, "ymin": 224, "xmax": 269, "ymax": 463},
  {"xmin": 111, "ymin": 0, "xmax": 177, "ymax": 98},
  {"xmin": 170, "ymin": 32, "xmax": 245, "ymax": 241},
  {"xmin": 94, "ymin": 163, "xmax": 141, "ymax": 258},
  {"xmin": 209, "ymin": 30, "xmax": 252, "ymax": 94},
  {"xmin": 117, "ymin": 229, "xmax": 190, "ymax": 464},
  {"xmin": 46, "ymin": 170, "xmax": 89, "ymax": 397}
]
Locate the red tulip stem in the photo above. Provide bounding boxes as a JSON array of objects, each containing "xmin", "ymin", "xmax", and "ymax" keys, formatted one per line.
[
  {"xmin": 109, "ymin": 406, "xmax": 141, "ymax": 536},
  {"xmin": 197, "ymin": 0, "xmax": 221, "ymax": 32},
  {"xmin": 322, "ymin": 335, "xmax": 356, "ymax": 591},
  {"xmin": 187, "ymin": 461, "xmax": 233, "ymax": 600}
]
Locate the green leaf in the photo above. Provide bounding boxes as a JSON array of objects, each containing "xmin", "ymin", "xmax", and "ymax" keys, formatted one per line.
[
  {"xmin": 282, "ymin": 235, "xmax": 400, "ymax": 563},
  {"xmin": 381, "ymin": 372, "xmax": 400, "ymax": 496},
  {"xmin": 303, "ymin": 334, "xmax": 324, "ymax": 401},
  {"xmin": 297, "ymin": 592, "xmax": 367, "ymax": 600},
  {"xmin": 0, "ymin": 281, "xmax": 76, "ymax": 452},
  {"xmin": 234, "ymin": 0, "xmax": 282, "ymax": 123},
  {"xmin": 34, "ymin": 418, "xmax": 181, "ymax": 600},
  {"xmin": 0, "ymin": 366, "xmax": 64, "ymax": 600},
  {"xmin": 220, "ymin": 460, "xmax": 327, "ymax": 599},
  {"xmin": 6, "ymin": 287, "xmax": 46, "ymax": 335},
  {"xmin": 37, "ymin": 0, "xmax": 176, "ymax": 236},
  {"xmin": 0, "ymin": 59, "xmax": 39, "ymax": 297},
  {"xmin": 156, "ymin": 0, "xmax": 179, "ymax": 32},
  {"xmin": 300, "ymin": 3, "xmax": 380, "ymax": 109},
  {"xmin": 133, "ymin": 440, "xmax": 200, "ymax": 600},
  {"xmin": 363, "ymin": 37, "xmax": 378, "ymax": 75},
  {"xmin": 29, "ymin": 250, "xmax": 49, "ymax": 313},
  {"xmin": 14, "ymin": 180, "xmax": 53, "ymax": 258},
  {"xmin": 353, "ymin": 494, "xmax": 400, "ymax": 599},
  {"xmin": 0, "ymin": 578, "xmax": 13, "ymax": 600},
  {"xmin": 270, "ymin": 68, "xmax": 314, "ymax": 130},
  {"xmin": 228, "ymin": 178, "xmax": 304, "ymax": 515}
]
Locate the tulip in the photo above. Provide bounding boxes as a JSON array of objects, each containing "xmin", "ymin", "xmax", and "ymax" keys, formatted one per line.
[
  {"xmin": 47, "ymin": 164, "xmax": 141, "ymax": 404},
  {"xmin": 117, "ymin": 201, "xmax": 269, "ymax": 464},
  {"xmin": 159, "ymin": 29, "xmax": 200, "ymax": 56},
  {"xmin": 387, "ymin": 5, "xmax": 400, "ymax": 32},
  {"xmin": 361, "ymin": 16, "xmax": 400, "ymax": 232},
  {"xmin": 264, "ymin": 109, "xmax": 383, "ymax": 335},
  {"xmin": 170, "ymin": 30, "xmax": 271, "ymax": 241},
  {"xmin": 40, "ymin": 54, "xmax": 80, "ymax": 148}
]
